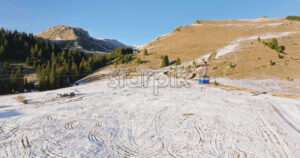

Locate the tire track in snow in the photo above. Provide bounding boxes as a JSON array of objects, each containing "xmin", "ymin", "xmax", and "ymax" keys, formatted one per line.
[
  {"xmin": 271, "ymin": 103, "xmax": 300, "ymax": 134},
  {"xmin": 88, "ymin": 121, "xmax": 160, "ymax": 157},
  {"xmin": 254, "ymin": 109, "xmax": 294, "ymax": 158},
  {"xmin": 86, "ymin": 130, "xmax": 120, "ymax": 157},
  {"xmin": 153, "ymin": 107, "xmax": 176, "ymax": 157},
  {"xmin": 153, "ymin": 107, "xmax": 223, "ymax": 157},
  {"xmin": 0, "ymin": 117, "xmax": 36, "ymax": 158},
  {"xmin": 64, "ymin": 119, "xmax": 102, "ymax": 130},
  {"xmin": 37, "ymin": 115, "xmax": 97, "ymax": 157}
]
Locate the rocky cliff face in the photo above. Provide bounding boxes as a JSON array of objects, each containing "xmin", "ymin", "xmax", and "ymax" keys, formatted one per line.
[{"xmin": 36, "ymin": 25, "xmax": 127, "ymax": 53}]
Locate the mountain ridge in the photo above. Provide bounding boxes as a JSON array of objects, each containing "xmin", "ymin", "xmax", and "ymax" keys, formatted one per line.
[{"xmin": 36, "ymin": 25, "xmax": 128, "ymax": 53}]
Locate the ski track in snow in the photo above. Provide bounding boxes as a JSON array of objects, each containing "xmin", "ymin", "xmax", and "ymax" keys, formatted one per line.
[
  {"xmin": 0, "ymin": 76, "xmax": 299, "ymax": 157},
  {"xmin": 216, "ymin": 32, "xmax": 296, "ymax": 58},
  {"xmin": 215, "ymin": 78, "xmax": 300, "ymax": 95}
]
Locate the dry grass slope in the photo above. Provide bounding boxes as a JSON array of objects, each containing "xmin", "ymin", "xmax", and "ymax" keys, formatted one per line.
[{"xmin": 135, "ymin": 17, "xmax": 300, "ymax": 80}]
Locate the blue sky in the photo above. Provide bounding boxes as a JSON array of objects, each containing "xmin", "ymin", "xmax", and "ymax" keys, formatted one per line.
[{"xmin": 0, "ymin": 0, "xmax": 299, "ymax": 45}]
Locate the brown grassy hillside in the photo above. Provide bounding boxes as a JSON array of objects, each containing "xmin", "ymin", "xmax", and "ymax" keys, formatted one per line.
[{"xmin": 135, "ymin": 17, "xmax": 300, "ymax": 80}]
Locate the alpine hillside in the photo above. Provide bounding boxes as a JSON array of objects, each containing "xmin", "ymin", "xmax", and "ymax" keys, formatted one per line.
[
  {"xmin": 134, "ymin": 17, "xmax": 300, "ymax": 81},
  {"xmin": 36, "ymin": 25, "xmax": 127, "ymax": 53}
]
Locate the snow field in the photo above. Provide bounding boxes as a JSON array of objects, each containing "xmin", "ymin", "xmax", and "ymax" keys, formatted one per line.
[{"xmin": 0, "ymin": 75, "xmax": 299, "ymax": 157}]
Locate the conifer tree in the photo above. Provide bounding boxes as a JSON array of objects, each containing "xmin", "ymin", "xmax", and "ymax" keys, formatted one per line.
[
  {"xmin": 10, "ymin": 66, "xmax": 24, "ymax": 92},
  {"xmin": 136, "ymin": 57, "xmax": 142, "ymax": 64},
  {"xmin": 176, "ymin": 57, "xmax": 181, "ymax": 65},
  {"xmin": 49, "ymin": 67, "xmax": 56, "ymax": 89},
  {"xmin": 160, "ymin": 55, "xmax": 169, "ymax": 68},
  {"xmin": 144, "ymin": 49, "xmax": 148, "ymax": 55},
  {"xmin": 0, "ymin": 45, "xmax": 6, "ymax": 60}
]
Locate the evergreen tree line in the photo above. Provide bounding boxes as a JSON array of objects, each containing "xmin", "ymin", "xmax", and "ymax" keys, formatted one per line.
[
  {"xmin": 0, "ymin": 28, "xmax": 61, "ymax": 61},
  {"xmin": 261, "ymin": 38, "xmax": 285, "ymax": 53},
  {"xmin": 109, "ymin": 47, "xmax": 133, "ymax": 65},
  {"xmin": 0, "ymin": 63, "xmax": 34, "ymax": 94},
  {"xmin": 0, "ymin": 28, "xmax": 133, "ymax": 94},
  {"xmin": 286, "ymin": 16, "xmax": 300, "ymax": 21},
  {"xmin": 36, "ymin": 47, "xmax": 133, "ymax": 90}
]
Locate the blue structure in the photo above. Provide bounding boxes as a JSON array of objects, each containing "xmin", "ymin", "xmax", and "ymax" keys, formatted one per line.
[
  {"xmin": 199, "ymin": 63, "xmax": 210, "ymax": 84},
  {"xmin": 199, "ymin": 76, "xmax": 210, "ymax": 84}
]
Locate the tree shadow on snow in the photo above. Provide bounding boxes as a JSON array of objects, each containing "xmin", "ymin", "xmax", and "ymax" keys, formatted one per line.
[
  {"xmin": 0, "ymin": 105, "xmax": 11, "ymax": 109},
  {"xmin": 0, "ymin": 110, "xmax": 20, "ymax": 119}
]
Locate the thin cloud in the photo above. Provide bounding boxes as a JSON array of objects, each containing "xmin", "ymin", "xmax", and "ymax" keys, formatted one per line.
[
  {"xmin": 0, "ymin": 0, "xmax": 51, "ymax": 25},
  {"xmin": 269, "ymin": 0, "xmax": 300, "ymax": 17}
]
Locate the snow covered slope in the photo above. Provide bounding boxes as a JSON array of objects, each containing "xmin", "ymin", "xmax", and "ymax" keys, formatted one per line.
[{"xmin": 0, "ymin": 75, "xmax": 299, "ymax": 157}]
